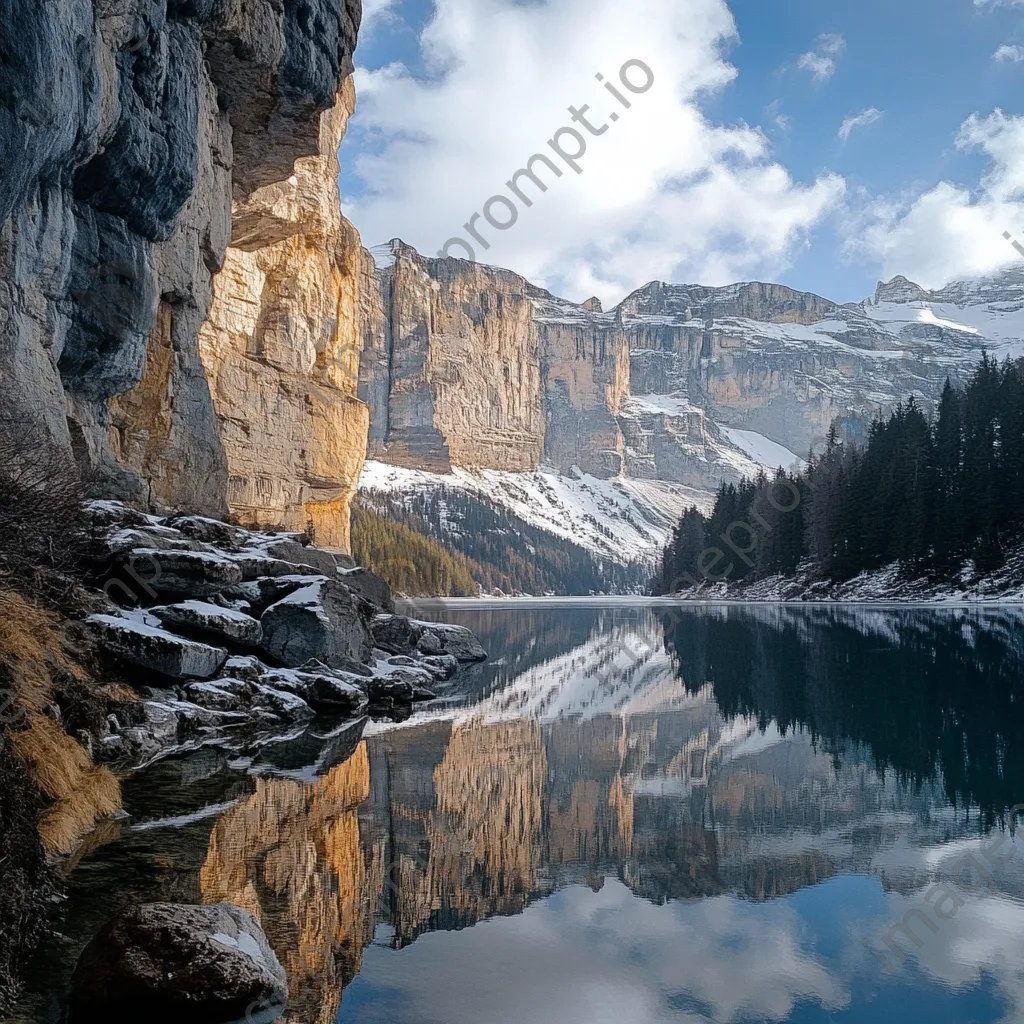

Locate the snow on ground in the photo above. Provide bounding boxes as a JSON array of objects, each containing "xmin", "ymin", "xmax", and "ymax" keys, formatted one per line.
[
  {"xmin": 360, "ymin": 461, "xmax": 710, "ymax": 564},
  {"xmin": 719, "ymin": 428, "xmax": 806, "ymax": 473}
]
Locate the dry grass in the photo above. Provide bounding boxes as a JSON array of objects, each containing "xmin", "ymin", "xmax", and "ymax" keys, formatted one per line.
[
  {"xmin": 8, "ymin": 716, "xmax": 121, "ymax": 856},
  {"xmin": 0, "ymin": 590, "xmax": 85, "ymax": 714},
  {"xmin": 0, "ymin": 588, "xmax": 122, "ymax": 857}
]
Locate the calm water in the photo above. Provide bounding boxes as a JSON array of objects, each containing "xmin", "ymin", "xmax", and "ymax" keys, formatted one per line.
[{"xmin": 16, "ymin": 602, "xmax": 1024, "ymax": 1024}]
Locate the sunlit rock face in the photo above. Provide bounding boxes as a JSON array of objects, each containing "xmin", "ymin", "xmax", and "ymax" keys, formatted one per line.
[
  {"xmin": 198, "ymin": 79, "xmax": 368, "ymax": 548},
  {"xmin": 362, "ymin": 247, "xmax": 1022, "ymax": 494},
  {"xmin": 361, "ymin": 243, "xmax": 547, "ymax": 473},
  {"xmin": 0, "ymin": 0, "xmax": 365, "ymax": 545}
]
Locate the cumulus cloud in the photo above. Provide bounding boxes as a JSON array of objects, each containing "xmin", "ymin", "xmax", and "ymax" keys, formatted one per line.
[
  {"xmin": 796, "ymin": 33, "xmax": 846, "ymax": 83},
  {"xmin": 994, "ymin": 43, "xmax": 1024, "ymax": 61},
  {"xmin": 343, "ymin": 0, "xmax": 845, "ymax": 304},
  {"xmin": 839, "ymin": 107, "xmax": 883, "ymax": 141},
  {"xmin": 360, "ymin": 0, "xmax": 399, "ymax": 32},
  {"xmin": 845, "ymin": 109, "xmax": 1024, "ymax": 287}
]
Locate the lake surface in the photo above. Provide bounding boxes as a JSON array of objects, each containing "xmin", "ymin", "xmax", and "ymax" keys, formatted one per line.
[{"xmin": 16, "ymin": 601, "xmax": 1024, "ymax": 1024}]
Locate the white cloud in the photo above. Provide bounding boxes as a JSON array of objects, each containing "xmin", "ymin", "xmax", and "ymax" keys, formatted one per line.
[
  {"xmin": 796, "ymin": 33, "xmax": 846, "ymax": 83},
  {"xmin": 838, "ymin": 107, "xmax": 883, "ymax": 141},
  {"xmin": 360, "ymin": 0, "xmax": 399, "ymax": 33},
  {"xmin": 846, "ymin": 109, "xmax": 1024, "ymax": 287},
  {"xmin": 994, "ymin": 43, "xmax": 1024, "ymax": 61},
  {"xmin": 343, "ymin": 0, "xmax": 845, "ymax": 305}
]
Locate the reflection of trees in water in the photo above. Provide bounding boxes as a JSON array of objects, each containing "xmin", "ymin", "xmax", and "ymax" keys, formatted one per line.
[{"xmin": 662, "ymin": 607, "xmax": 1024, "ymax": 823}]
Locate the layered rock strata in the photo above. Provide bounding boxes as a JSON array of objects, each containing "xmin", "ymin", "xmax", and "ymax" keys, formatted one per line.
[{"xmin": 362, "ymin": 244, "xmax": 1019, "ymax": 494}]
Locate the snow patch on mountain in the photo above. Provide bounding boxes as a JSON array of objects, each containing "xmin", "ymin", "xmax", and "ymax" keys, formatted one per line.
[
  {"xmin": 360, "ymin": 461, "xmax": 710, "ymax": 565},
  {"xmin": 719, "ymin": 428, "xmax": 806, "ymax": 472}
]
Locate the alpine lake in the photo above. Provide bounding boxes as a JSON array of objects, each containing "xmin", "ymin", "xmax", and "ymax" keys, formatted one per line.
[{"xmin": 14, "ymin": 600, "xmax": 1024, "ymax": 1024}]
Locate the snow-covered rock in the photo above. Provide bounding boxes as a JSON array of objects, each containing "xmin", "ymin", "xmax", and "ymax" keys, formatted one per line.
[
  {"xmin": 88, "ymin": 614, "xmax": 228, "ymax": 680},
  {"xmin": 150, "ymin": 601, "xmax": 263, "ymax": 647},
  {"xmin": 127, "ymin": 548, "xmax": 243, "ymax": 597},
  {"xmin": 413, "ymin": 620, "xmax": 487, "ymax": 662},
  {"xmin": 259, "ymin": 579, "xmax": 373, "ymax": 668}
]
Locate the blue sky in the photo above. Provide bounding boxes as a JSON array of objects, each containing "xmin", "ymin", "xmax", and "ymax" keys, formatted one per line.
[{"xmin": 340, "ymin": 0, "xmax": 1024, "ymax": 305}]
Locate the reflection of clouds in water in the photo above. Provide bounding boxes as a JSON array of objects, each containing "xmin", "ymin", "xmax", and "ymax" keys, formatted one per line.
[
  {"xmin": 865, "ymin": 887, "xmax": 1024, "ymax": 1023},
  {"xmin": 344, "ymin": 880, "xmax": 847, "ymax": 1023}
]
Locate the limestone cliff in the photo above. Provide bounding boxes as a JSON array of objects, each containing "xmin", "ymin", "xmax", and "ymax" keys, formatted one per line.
[
  {"xmin": 197, "ymin": 77, "xmax": 368, "ymax": 548},
  {"xmin": 361, "ymin": 245, "xmax": 1018, "ymax": 497},
  {"xmin": 0, "ymin": 0, "xmax": 367, "ymax": 548}
]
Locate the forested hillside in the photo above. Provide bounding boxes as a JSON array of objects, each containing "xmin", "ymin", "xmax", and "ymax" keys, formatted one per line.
[
  {"xmin": 358, "ymin": 489, "xmax": 650, "ymax": 596},
  {"xmin": 655, "ymin": 354, "xmax": 1024, "ymax": 595}
]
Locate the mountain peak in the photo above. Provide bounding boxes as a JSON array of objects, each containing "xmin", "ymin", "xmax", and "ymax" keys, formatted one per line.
[{"xmin": 873, "ymin": 275, "xmax": 928, "ymax": 304}]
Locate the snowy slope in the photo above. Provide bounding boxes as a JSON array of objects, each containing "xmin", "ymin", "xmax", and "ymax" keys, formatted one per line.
[{"xmin": 360, "ymin": 460, "xmax": 710, "ymax": 565}]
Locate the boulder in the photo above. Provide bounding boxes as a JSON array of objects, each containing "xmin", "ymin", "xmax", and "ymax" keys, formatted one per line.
[
  {"xmin": 228, "ymin": 575, "xmax": 326, "ymax": 615},
  {"xmin": 125, "ymin": 548, "xmax": 243, "ymax": 597},
  {"xmin": 366, "ymin": 676, "xmax": 416, "ymax": 704},
  {"xmin": 251, "ymin": 684, "xmax": 316, "ymax": 722},
  {"xmin": 339, "ymin": 567, "xmax": 394, "ymax": 612},
  {"xmin": 260, "ymin": 578, "xmax": 372, "ymax": 668},
  {"xmin": 88, "ymin": 615, "xmax": 228, "ymax": 680},
  {"xmin": 69, "ymin": 902, "xmax": 287, "ymax": 1024},
  {"xmin": 419, "ymin": 654, "xmax": 459, "ymax": 680},
  {"xmin": 107, "ymin": 701, "xmax": 180, "ymax": 764},
  {"xmin": 263, "ymin": 538, "xmax": 341, "ymax": 577},
  {"xmin": 370, "ymin": 614, "xmax": 424, "ymax": 655},
  {"xmin": 415, "ymin": 621, "xmax": 487, "ymax": 661},
  {"xmin": 150, "ymin": 601, "xmax": 263, "ymax": 647},
  {"xmin": 416, "ymin": 631, "xmax": 443, "ymax": 655},
  {"xmin": 226, "ymin": 553, "xmax": 323, "ymax": 581},
  {"xmin": 185, "ymin": 679, "xmax": 252, "ymax": 713},
  {"xmin": 305, "ymin": 675, "xmax": 370, "ymax": 716},
  {"xmin": 163, "ymin": 515, "xmax": 250, "ymax": 549}
]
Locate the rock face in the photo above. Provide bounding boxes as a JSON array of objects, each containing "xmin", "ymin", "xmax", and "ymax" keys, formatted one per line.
[
  {"xmin": 0, "ymin": 0, "xmax": 366, "ymax": 549},
  {"xmin": 198, "ymin": 78, "xmax": 369, "ymax": 548},
  {"xmin": 69, "ymin": 902, "xmax": 287, "ymax": 1024},
  {"xmin": 360, "ymin": 244, "xmax": 1024, "ymax": 506}
]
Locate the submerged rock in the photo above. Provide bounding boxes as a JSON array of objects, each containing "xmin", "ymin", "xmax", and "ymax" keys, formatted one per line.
[{"xmin": 69, "ymin": 902, "xmax": 287, "ymax": 1023}]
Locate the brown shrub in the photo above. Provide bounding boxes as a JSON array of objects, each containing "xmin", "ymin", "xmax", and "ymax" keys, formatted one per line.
[{"xmin": 0, "ymin": 416, "xmax": 90, "ymax": 599}]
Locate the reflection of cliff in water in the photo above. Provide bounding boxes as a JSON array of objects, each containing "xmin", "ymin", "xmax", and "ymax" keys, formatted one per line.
[
  {"xmin": 660, "ymin": 604, "xmax": 1024, "ymax": 822},
  {"xmin": 198, "ymin": 618, "xmax": 958, "ymax": 1021}
]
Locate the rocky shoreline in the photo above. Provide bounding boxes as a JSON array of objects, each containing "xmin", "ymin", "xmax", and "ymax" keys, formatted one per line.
[{"xmin": 77, "ymin": 502, "xmax": 486, "ymax": 771}]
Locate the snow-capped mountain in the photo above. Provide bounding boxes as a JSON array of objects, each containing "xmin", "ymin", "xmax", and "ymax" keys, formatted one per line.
[{"xmin": 358, "ymin": 241, "xmax": 1024, "ymax": 572}]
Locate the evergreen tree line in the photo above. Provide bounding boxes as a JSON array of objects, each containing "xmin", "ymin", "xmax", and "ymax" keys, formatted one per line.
[
  {"xmin": 654, "ymin": 354, "xmax": 1024, "ymax": 592},
  {"xmin": 359, "ymin": 488, "xmax": 651, "ymax": 596},
  {"xmin": 351, "ymin": 505, "xmax": 481, "ymax": 597}
]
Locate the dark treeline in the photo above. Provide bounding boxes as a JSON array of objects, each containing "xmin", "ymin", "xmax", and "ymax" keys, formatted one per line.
[
  {"xmin": 662, "ymin": 606, "xmax": 1024, "ymax": 824},
  {"xmin": 655, "ymin": 354, "xmax": 1024, "ymax": 592}
]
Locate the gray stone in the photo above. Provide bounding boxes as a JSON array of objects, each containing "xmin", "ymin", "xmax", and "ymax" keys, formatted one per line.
[
  {"xmin": 339, "ymin": 567, "xmax": 394, "ymax": 612},
  {"xmin": 370, "ymin": 614, "xmax": 424, "ymax": 655},
  {"xmin": 150, "ymin": 600, "xmax": 263, "ymax": 646},
  {"xmin": 260, "ymin": 578, "xmax": 372, "ymax": 668},
  {"xmin": 416, "ymin": 631, "xmax": 443, "ymax": 655},
  {"xmin": 127, "ymin": 549, "xmax": 243, "ymax": 597},
  {"xmin": 88, "ymin": 615, "xmax": 228, "ymax": 680},
  {"xmin": 69, "ymin": 902, "xmax": 287, "ymax": 1024},
  {"xmin": 264, "ymin": 538, "xmax": 341, "ymax": 577},
  {"xmin": 415, "ymin": 621, "xmax": 487, "ymax": 662}
]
